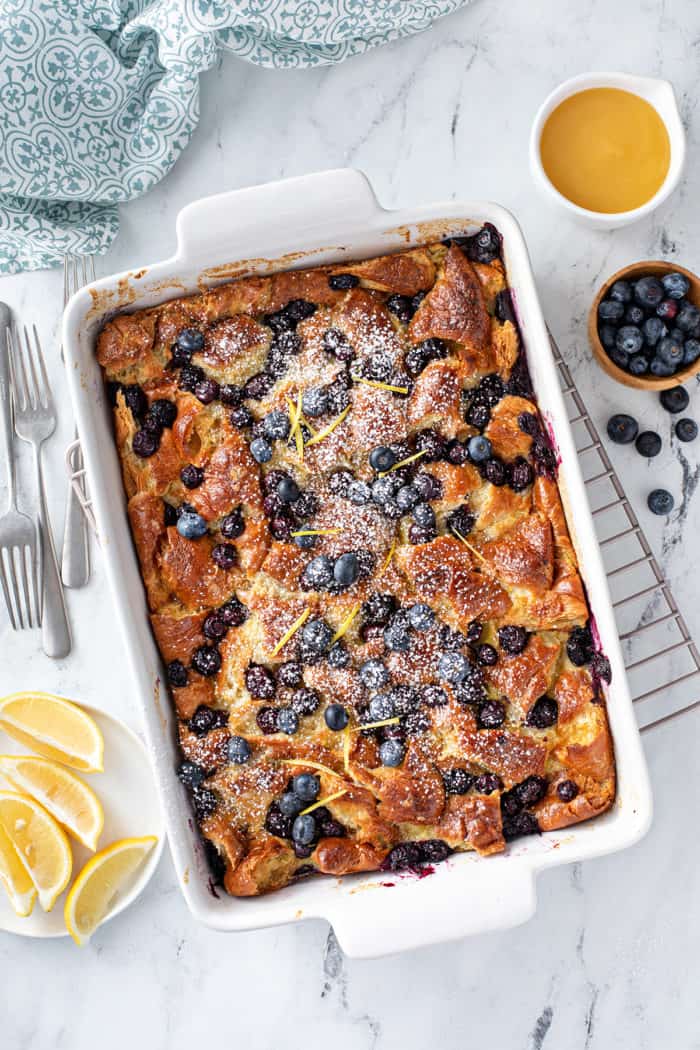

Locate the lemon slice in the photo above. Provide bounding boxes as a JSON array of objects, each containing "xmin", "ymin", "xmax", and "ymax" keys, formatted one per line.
[
  {"xmin": 0, "ymin": 756, "xmax": 103, "ymax": 851},
  {"xmin": 0, "ymin": 820, "xmax": 36, "ymax": 917},
  {"xmin": 64, "ymin": 836, "xmax": 157, "ymax": 946},
  {"xmin": 0, "ymin": 692, "xmax": 104, "ymax": 773},
  {"xmin": 0, "ymin": 792, "xmax": 72, "ymax": 911}
]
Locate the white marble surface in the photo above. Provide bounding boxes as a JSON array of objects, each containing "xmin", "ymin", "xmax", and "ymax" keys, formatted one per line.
[{"xmin": 2, "ymin": 0, "xmax": 700, "ymax": 1045}]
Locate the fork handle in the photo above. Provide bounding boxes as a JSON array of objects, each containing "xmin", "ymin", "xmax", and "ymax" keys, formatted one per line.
[
  {"xmin": 0, "ymin": 303, "xmax": 16, "ymax": 508},
  {"xmin": 34, "ymin": 445, "xmax": 71, "ymax": 658},
  {"xmin": 61, "ymin": 435, "xmax": 90, "ymax": 588}
]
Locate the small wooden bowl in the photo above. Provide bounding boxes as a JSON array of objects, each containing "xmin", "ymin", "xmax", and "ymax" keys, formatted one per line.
[{"xmin": 589, "ymin": 260, "xmax": 700, "ymax": 390}]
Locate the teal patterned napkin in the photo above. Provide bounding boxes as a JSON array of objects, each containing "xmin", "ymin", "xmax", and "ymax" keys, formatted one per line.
[{"xmin": 0, "ymin": 0, "xmax": 469, "ymax": 274}]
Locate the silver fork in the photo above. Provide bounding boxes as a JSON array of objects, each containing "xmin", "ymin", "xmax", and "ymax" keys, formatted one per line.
[
  {"xmin": 0, "ymin": 305, "xmax": 41, "ymax": 630},
  {"xmin": 61, "ymin": 254, "xmax": 93, "ymax": 588},
  {"xmin": 10, "ymin": 324, "xmax": 71, "ymax": 657}
]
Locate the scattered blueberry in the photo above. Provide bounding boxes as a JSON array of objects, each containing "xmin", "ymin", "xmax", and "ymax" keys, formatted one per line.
[
  {"xmin": 379, "ymin": 739, "xmax": 405, "ymax": 767},
  {"xmin": 347, "ymin": 480, "xmax": 372, "ymax": 505},
  {"xmin": 191, "ymin": 647, "xmax": 222, "ymax": 678},
  {"xmin": 396, "ymin": 484, "xmax": 420, "ymax": 512},
  {"xmin": 277, "ymin": 477, "xmax": 300, "ymax": 504},
  {"xmin": 477, "ymin": 699, "xmax": 506, "ymax": 729},
  {"xmin": 647, "ymin": 488, "xmax": 674, "ymax": 515},
  {"xmin": 176, "ymin": 328, "xmax": 204, "ymax": 354},
  {"xmin": 635, "ymin": 431, "xmax": 662, "ymax": 458},
  {"xmin": 675, "ymin": 418, "xmax": 698, "ymax": 442},
  {"xmin": 476, "ymin": 644, "xmax": 498, "ymax": 667},
  {"xmin": 167, "ymin": 660, "xmax": 188, "ymax": 688},
  {"xmin": 292, "ymin": 774, "xmax": 320, "ymax": 801},
  {"xmin": 606, "ymin": 414, "xmax": 638, "ymax": 444},
  {"xmin": 421, "ymin": 684, "xmax": 448, "ymax": 707},
  {"xmin": 301, "ymin": 618, "xmax": 333, "ymax": 652},
  {"xmin": 557, "ymin": 779, "xmax": 579, "ymax": 802},
  {"xmin": 412, "ymin": 502, "xmax": 436, "ymax": 528},
  {"xmin": 211, "ymin": 543, "xmax": 237, "ymax": 570},
  {"xmin": 279, "ymin": 792, "xmax": 304, "ymax": 817},
  {"xmin": 301, "ymin": 555, "xmax": 334, "ymax": 591},
  {"xmin": 250, "ymin": 437, "xmax": 273, "ymax": 463},
  {"xmin": 437, "ymin": 650, "xmax": 470, "ymax": 684},
  {"xmin": 219, "ymin": 597, "xmax": 248, "ymax": 627},
  {"xmin": 292, "ymin": 813, "xmax": 317, "ymax": 845},
  {"xmin": 383, "ymin": 618, "xmax": 411, "ymax": 652},
  {"xmin": 498, "ymin": 625, "xmax": 528, "ymax": 655},
  {"xmin": 660, "ymin": 386, "xmax": 689, "ymax": 413},
  {"xmin": 467, "ymin": 435, "xmax": 492, "ymax": 463},
  {"xmin": 227, "ymin": 736, "xmax": 251, "ymax": 764},
  {"xmin": 132, "ymin": 429, "xmax": 159, "ymax": 458},
  {"xmin": 474, "ymin": 772, "xmax": 503, "ymax": 794},
  {"xmin": 277, "ymin": 708, "xmax": 299, "ymax": 735},
  {"xmin": 329, "ymin": 273, "xmax": 359, "ymax": 290},
  {"xmin": 325, "ymin": 704, "xmax": 349, "ymax": 731},
  {"xmin": 442, "ymin": 768, "xmax": 473, "ymax": 795},
  {"xmin": 567, "ymin": 625, "xmax": 593, "ymax": 666},
  {"xmin": 245, "ymin": 663, "xmax": 276, "ymax": 698},
  {"xmin": 291, "ymin": 688, "xmax": 321, "ymax": 715},
  {"xmin": 177, "ymin": 760, "xmax": 206, "ymax": 788},
  {"xmin": 327, "ymin": 641, "xmax": 350, "ymax": 668},
  {"xmin": 526, "ymin": 696, "xmax": 558, "ymax": 729},
  {"xmin": 262, "ymin": 411, "xmax": 290, "ymax": 440},
  {"xmin": 368, "ymin": 694, "xmax": 395, "ymax": 721},
  {"xmin": 176, "ymin": 509, "xmax": 208, "ymax": 540},
  {"xmin": 180, "ymin": 464, "xmax": 204, "ymax": 489},
  {"xmin": 334, "ymin": 552, "xmax": 360, "ymax": 588},
  {"xmin": 362, "ymin": 593, "xmax": 396, "ymax": 625},
  {"xmin": 407, "ymin": 603, "xmax": 435, "ymax": 631}
]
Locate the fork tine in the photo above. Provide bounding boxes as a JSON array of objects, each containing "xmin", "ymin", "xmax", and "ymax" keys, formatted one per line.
[
  {"xmin": 8, "ymin": 325, "xmax": 27, "ymax": 412},
  {"xmin": 32, "ymin": 519, "xmax": 43, "ymax": 625},
  {"xmin": 31, "ymin": 325, "xmax": 52, "ymax": 410},
  {"xmin": 7, "ymin": 546, "xmax": 24, "ymax": 629},
  {"xmin": 0, "ymin": 552, "xmax": 18, "ymax": 630},
  {"xmin": 63, "ymin": 254, "xmax": 70, "ymax": 307},
  {"xmin": 22, "ymin": 325, "xmax": 42, "ymax": 409},
  {"xmin": 17, "ymin": 542, "xmax": 33, "ymax": 628},
  {"xmin": 88, "ymin": 256, "xmax": 96, "ymax": 283}
]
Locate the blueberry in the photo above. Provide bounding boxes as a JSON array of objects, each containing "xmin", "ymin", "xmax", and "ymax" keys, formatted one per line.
[
  {"xmin": 657, "ymin": 299, "xmax": 678, "ymax": 323},
  {"xmin": 203, "ymin": 613, "xmax": 227, "ymax": 642},
  {"xmin": 474, "ymin": 772, "xmax": 503, "ymax": 794},
  {"xmin": 176, "ymin": 509, "xmax": 208, "ymax": 539},
  {"xmin": 245, "ymin": 663, "xmax": 276, "ymax": 698},
  {"xmin": 277, "ymin": 477, "xmax": 300, "ymax": 504},
  {"xmin": 371, "ymin": 476, "xmax": 397, "ymax": 506},
  {"xmin": 657, "ymin": 336, "xmax": 684, "ymax": 369},
  {"xmin": 662, "ymin": 272, "xmax": 690, "ymax": 300},
  {"xmin": 301, "ymin": 387, "xmax": 330, "ymax": 418},
  {"xmin": 509, "ymin": 457, "xmax": 534, "ymax": 492},
  {"xmin": 609, "ymin": 348, "xmax": 629, "ymax": 370},
  {"xmin": 256, "ymin": 707, "xmax": 278, "ymax": 734},
  {"xmin": 379, "ymin": 739, "xmax": 405, "ymax": 767},
  {"xmin": 677, "ymin": 303, "xmax": 700, "ymax": 332},
  {"xmin": 628, "ymin": 355, "xmax": 648, "ymax": 376},
  {"xmin": 467, "ymin": 435, "xmax": 492, "ymax": 463},
  {"xmin": 334, "ymin": 552, "xmax": 360, "ymax": 588},
  {"xmin": 325, "ymin": 704, "xmax": 349, "ymax": 731},
  {"xmin": 250, "ymin": 437, "xmax": 273, "ymax": 463},
  {"xmin": 211, "ymin": 543, "xmax": 237, "ymax": 570},
  {"xmin": 407, "ymin": 603, "xmax": 434, "ymax": 631},
  {"xmin": 301, "ymin": 618, "xmax": 333, "ymax": 652},
  {"xmin": 421, "ymin": 684, "xmax": 448, "ymax": 707},
  {"xmin": 412, "ymin": 502, "xmax": 436, "ymax": 529},
  {"xmin": 361, "ymin": 593, "xmax": 395, "ymax": 626},
  {"xmin": 132, "ymin": 429, "xmax": 160, "ymax": 458},
  {"xmin": 650, "ymin": 356, "xmax": 675, "ymax": 377},
  {"xmin": 291, "ymin": 688, "xmax": 321, "ymax": 717},
  {"xmin": 477, "ymin": 699, "xmax": 505, "ymax": 728},
  {"xmin": 634, "ymin": 276, "xmax": 664, "ymax": 309},
  {"xmin": 606, "ymin": 414, "xmax": 638, "ymax": 444},
  {"xmin": 683, "ymin": 338, "xmax": 700, "ymax": 365},
  {"xmin": 442, "ymin": 768, "xmax": 474, "ymax": 795},
  {"xmin": 323, "ymin": 327, "xmax": 354, "ymax": 361},
  {"xmin": 176, "ymin": 328, "xmax": 204, "ymax": 354},
  {"xmin": 194, "ymin": 377, "xmax": 220, "ymax": 405},
  {"xmin": 383, "ymin": 618, "xmax": 411, "ymax": 652},
  {"xmin": 301, "ymin": 555, "xmax": 334, "ymax": 591},
  {"xmin": 347, "ymin": 480, "xmax": 372, "ymax": 505},
  {"xmin": 369, "ymin": 694, "xmax": 395, "ymax": 721},
  {"xmin": 498, "ymin": 625, "xmax": 528, "ymax": 655},
  {"xmin": 177, "ymin": 761, "xmax": 205, "ymax": 788},
  {"xmin": 294, "ymin": 534, "xmax": 317, "ymax": 550},
  {"xmin": 446, "ymin": 504, "xmax": 475, "ymax": 538},
  {"xmin": 635, "ymin": 431, "xmax": 662, "ymax": 457},
  {"xmin": 191, "ymin": 646, "xmax": 222, "ymax": 678},
  {"xmin": 557, "ymin": 779, "xmax": 580, "ymax": 802},
  {"xmin": 567, "ymin": 625, "xmax": 593, "ymax": 667},
  {"xmin": 643, "ymin": 316, "xmax": 667, "ymax": 348},
  {"xmin": 230, "ymin": 405, "xmax": 253, "ymax": 428},
  {"xmin": 463, "ymin": 224, "xmax": 501, "ymax": 264},
  {"xmin": 327, "ymin": 641, "xmax": 350, "ymax": 668},
  {"xmin": 660, "ymin": 386, "xmax": 689, "ymax": 413},
  {"xmin": 262, "ymin": 411, "xmax": 290, "ymax": 440},
  {"xmin": 624, "ymin": 305, "xmax": 645, "ymax": 326},
  {"xmin": 599, "ymin": 324, "xmax": 617, "ymax": 351},
  {"xmin": 329, "ymin": 273, "xmax": 359, "ymax": 290},
  {"xmin": 167, "ymin": 660, "xmax": 188, "ymax": 687},
  {"xmin": 616, "ymin": 326, "xmax": 643, "ymax": 355},
  {"xmin": 386, "ymin": 295, "xmax": 414, "ymax": 323},
  {"xmin": 291, "ymin": 774, "xmax": 320, "ymax": 801},
  {"xmin": 149, "ymin": 398, "xmax": 177, "ymax": 429},
  {"xmin": 180, "ymin": 464, "xmax": 204, "ymax": 489},
  {"xmin": 396, "ymin": 485, "xmax": 420, "ymax": 512},
  {"xmin": 227, "ymin": 736, "xmax": 251, "ymax": 764},
  {"xmin": 526, "ymin": 696, "xmax": 558, "ymax": 728},
  {"xmin": 647, "ymin": 488, "xmax": 674, "ymax": 515},
  {"xmin": 609, "ymin": 280, "xmax": 632, "ymax": 303},
  {"xmin": 598, "ymin": 299, "xmax": 625, "ymax": 323},
  {"xmin": 359, "ymin": 658, "xmax": 389, "ymax": 690},
  {"xmin": 277, "ymin": 708, "xmax": 299, "ymax": 735},
  {"xmin": 413, "ymin": 472, "xmax": 442, "ymax": 501},
  {"xmin": 675, "ymin": 418, "xmax": 698, "ymax": 442},
  {"xmin": 476, "ymin": 644, "xmax": 498, "ymax": 667},
  {"xmin": 438, "ymin": 650, "xmax": 470, "ymax": 684},
  {"xmin": 454, "ymin": 668, "xmax": 486, "ymax": 706},
  {"xmin": 279, "ymin": 792, "xmax": 304, "ymax": 817},
  {"xmin": 292, "ymin": 813, "xmax": 317, "ymax": 845},
  {"xmin": 219, "ymin": 597, "xmax": 248, "ymax": 627}
]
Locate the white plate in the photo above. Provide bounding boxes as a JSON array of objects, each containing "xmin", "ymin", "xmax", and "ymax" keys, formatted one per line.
[{"xmin": 0, "ymin": 704, "xmax": 165, "ymax": 938}]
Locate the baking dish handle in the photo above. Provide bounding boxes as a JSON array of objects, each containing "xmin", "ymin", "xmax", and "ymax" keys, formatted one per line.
[
  {"xmin": 175, "ymin": 168, "xmax": 382, "ymax": 260},
  {"xmin": 326, "ymin": 864, "xmax": 537, "ymax": 959}
]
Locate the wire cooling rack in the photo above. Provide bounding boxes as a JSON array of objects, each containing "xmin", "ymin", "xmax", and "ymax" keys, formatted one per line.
[{"xmin": 67, "ymin": 337, "xmax": 700, "ymax": 734}]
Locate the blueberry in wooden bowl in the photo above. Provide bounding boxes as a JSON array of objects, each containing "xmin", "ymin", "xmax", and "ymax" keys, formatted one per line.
[{"xmin": 589, "ymin": 260, "xmax": 700, "ymax": 390}]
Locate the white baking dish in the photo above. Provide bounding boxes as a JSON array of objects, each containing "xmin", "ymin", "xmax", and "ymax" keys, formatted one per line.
[{"xmin": 62, "ymin": 169, "xmax": 652, "ymax": 958}]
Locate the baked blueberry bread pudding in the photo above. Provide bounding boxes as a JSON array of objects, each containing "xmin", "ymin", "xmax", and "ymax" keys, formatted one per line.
[{"xmin": 97, "ymin": 226, "xmax": 616, "ymax": 896}]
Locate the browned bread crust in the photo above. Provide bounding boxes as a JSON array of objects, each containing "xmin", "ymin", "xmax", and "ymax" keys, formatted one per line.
[{"xmin": 98, "ymin": 233, "xmax": 615, "ymax": 895}]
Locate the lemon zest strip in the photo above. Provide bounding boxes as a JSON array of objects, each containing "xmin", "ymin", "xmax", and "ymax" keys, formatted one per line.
[
  {"xmin": 452, "ymin": 528, "xmax": 486, "ymax": 563},
  {"xmin": 304, "ymin": 405, "xmax": 351, "ymax": 447},
  {"xmin": 351, "ymin": 376, "xmax": 408, "ymax": 395},
  {"xmin": 300, "ymin": 789, "xmax": 348, "ymax": 816},
  {"xmin": 280, "ymin": 759, "xmax": 344, "ymax": 779},
  {"xmin": 331, "ymin": 602, "xmax": 361, "ymax": 643},
  {"xmin": 381, "ymin": 539, "xmax": 396, "ymax": 574},
  {"xmin": 290, "ymin": 528, "xmax": 341, "ymax": 537},
  {"xmin": 379, "ymin": 449, "xmax": 427, "ymax": 476},
  {"xmin": 269, "ymin": 608, "xmax": 311, "ymax": 657},
  {"xmin": 353, "ymin": 717, "xmax": 400, "ymax": 731}
]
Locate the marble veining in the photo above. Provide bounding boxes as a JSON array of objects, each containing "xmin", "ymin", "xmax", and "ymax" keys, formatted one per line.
[{"xmin": 1, "ymin": 0, "xmax": 700, "ymax": 1046}]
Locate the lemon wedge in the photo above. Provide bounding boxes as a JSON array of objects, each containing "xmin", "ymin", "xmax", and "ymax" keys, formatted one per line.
[
  {"xmin": 0, "ymin": 692, "xmax": 104, "ymax": 773},
  {"xmin": 0, "ymin": 819, "xmax": 36, "ymax": 916},
  {"xmin": 0, "ymin": 792, "xmax": 72, "ymax": 911},
  {"xmin": 64, "ymin": 836, "xmax": 157, "ymax": 946},
  {"xmin": 0, "ymin": 756, "xmax": 103, "ymax": 851}
]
